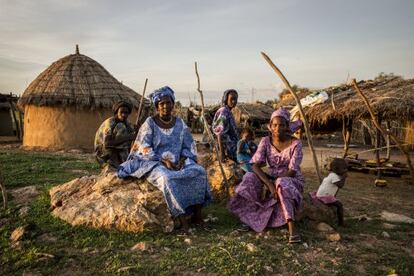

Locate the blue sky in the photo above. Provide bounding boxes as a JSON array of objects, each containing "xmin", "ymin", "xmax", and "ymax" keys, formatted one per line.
[{"xmin": 1, "ymin": 0, "xmax": 413, "ymax": 105}]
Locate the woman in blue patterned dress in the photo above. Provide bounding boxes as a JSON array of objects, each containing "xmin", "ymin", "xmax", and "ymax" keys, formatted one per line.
[
  {"xmin": 118, "ymin": 86, "xmax": 212, "ymax": 232},
  {"xmin": 212, "ymin": 89, "xmax": 239, "ymax": 162}
]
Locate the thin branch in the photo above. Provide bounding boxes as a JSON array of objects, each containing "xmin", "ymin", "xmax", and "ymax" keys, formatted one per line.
[
  {"xmin": 0, "ymin": 170, "xmax": 7, "ymax": 209},
  {"xmin": 195, "ymin": 62, "xmax": 230, "ymax": 195},
  {"xmin": 135, "ymin": 78, "xmax": 148, "ymax": 127},
  {"xmin": 261, "ymin": 52, "xmax": 322, "ymax": 183}
]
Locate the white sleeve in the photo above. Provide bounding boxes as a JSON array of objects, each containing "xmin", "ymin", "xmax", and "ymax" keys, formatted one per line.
[{"xmin": 329, "ymin": 172, "xmax": 341, "ymax": 184}]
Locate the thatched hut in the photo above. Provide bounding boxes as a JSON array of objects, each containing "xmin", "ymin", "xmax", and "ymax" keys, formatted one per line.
[
  {"xmin": 277, "ymin": 74, "xmax": 414, "ymax": 153},
  {"xmin": 18, "ymin": 46, "xmax": 145, "ymax": 151}
]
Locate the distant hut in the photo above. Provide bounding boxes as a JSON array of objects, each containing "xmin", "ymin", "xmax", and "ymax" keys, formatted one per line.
[
  {"xmin": 18, "ymin": 46, "xmax": 145, "ymax": 151},
  {"xmin": 0, "ymin": 93, "xmax": 21, "ymax": 137},
  {"xmin": 0, "ymin": 95, "xmax": 14, "ymax": 136},
  {"xmin": 277, "ymin": 75, "xmax": 414, "ymax": 152}
]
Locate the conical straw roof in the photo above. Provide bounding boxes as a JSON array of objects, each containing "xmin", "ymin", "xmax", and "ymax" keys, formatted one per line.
[{"xmin": 18, "ymin": 46, "xmax": 142, "ymax": 109}]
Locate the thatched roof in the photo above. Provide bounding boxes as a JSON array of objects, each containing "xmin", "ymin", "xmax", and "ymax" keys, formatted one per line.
[
  {"xmin": 277, "ymin": 75, "xmax": 414, "ymax": 126},
  {"xmin": 18, "ymin": 46, "xmax": 144, "ymax": 110},
  {"xmin": 189, "ymin": 102, "xmax": 274, "ymax": 125}
]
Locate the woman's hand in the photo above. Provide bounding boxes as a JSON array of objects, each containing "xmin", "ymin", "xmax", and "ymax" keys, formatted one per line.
[
  {"xmin": 162, "ymin": 159, "xmax": 177, "ymax": 170},
  {"xmin": 267, "ymin": 182, "xmax": 277, "ymax": 199}
]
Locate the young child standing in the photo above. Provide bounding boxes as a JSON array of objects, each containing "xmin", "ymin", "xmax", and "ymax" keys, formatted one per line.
[
  {"xmin": 236, "ymin": 128, "xmax": 257, "ymax": 172},
  {"xmin": 312, "ymin": 158, "xmax": 348, "ymax": 226}
]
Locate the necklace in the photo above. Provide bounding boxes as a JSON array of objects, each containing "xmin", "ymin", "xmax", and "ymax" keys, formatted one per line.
[{"xmin": 158, "ymin": 115, "xmax": 173, "ymax": 124}]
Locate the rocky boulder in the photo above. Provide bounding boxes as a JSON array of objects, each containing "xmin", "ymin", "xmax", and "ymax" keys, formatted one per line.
[
  {"xmin": 296, "ymin": 193, "xmax": 337, "ymax": 225},
  {"xmin": 206, "ymin": 160, "xmax": 244, "ymax": 200},
  {"xmin": 49, "ymin": 171, "xmax": 173, "ymax": 233}
]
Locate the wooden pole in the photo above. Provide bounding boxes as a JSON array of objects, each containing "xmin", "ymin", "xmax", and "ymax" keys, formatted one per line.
[
  {"xmin": 195, "ymin": 62, "xmax": 230, "ymax": 195},
  {"xmin": 385, "ymin": 121, "xmax": 391, "ymax": 160},
  {"xmin": 343, "ymin": 119, "xmax": 353, "ymax": 158},
  {"xmin": 261, "ymin": 52, "xmax": 322, "ymax": 183},
  {"xmin": 375, "ymin": 117, "xmax": 382, "ymax": 179},
  {"xmin": 8, "ymin": 99, "xmax": 20, "ymax": 140},
  {"xmin": 352, "ymin": 79, "xmax": 414, "ymax": 185},
  {"xmin": 0, "ymin": 170, "xmax": 7, "ymax": 209},
  {"xmin": 135, "ymin": 78, "xmax": 148, "ymax": 128}
]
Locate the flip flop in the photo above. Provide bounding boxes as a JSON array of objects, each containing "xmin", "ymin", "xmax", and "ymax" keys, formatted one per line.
[{"xmin": 288, "ymin": 234, "xmax": 301, "ymax": 244}]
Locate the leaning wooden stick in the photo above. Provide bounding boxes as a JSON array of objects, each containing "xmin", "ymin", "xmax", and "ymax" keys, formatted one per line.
[
  {"xmin": 135, "ymin": 78, "xmax": 148, "ymax": 128},
  {"xmin": 261, "ymin": 52, "xmax": 322, "ymax": 183},
  {"xmin": 194, "ymin": 62, "xmax": 230, "ymax": 195},
  {"xmin": 352, "ymin": 79, "xmax": 414, "ymax": 185},
  {"xmin": 0, "ymin": 170, "xmax": 7, "ymax": 209}
]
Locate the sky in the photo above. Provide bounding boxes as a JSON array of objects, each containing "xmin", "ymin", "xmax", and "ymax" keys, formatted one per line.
[{"xmin": 1, "ymin": 0, "xmax": 413, "ymax": 105}]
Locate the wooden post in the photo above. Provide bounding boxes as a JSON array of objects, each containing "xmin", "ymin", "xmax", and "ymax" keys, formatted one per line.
[
  {"xmin": 352, "ymin": 79, "xmax": 414, "ymax": 185},
  {"xmin": 135, "ymin": 78, "xmax": 148, "ymax": 128},
  {"xmin": 0, "ymin": 170, "xmax": 7, "ymax": 209},
  {"xmin": 375, "ymin": 117, "xmax": 382, "ymax": 179},
  {"xmin": 261, "ymin": 52, "xmax": 322, "ymax": 183},
  {"xmin": 8, "ymin": 99, "xmax": 21, "ymax": 140},
  {"xmin": 385, "ymin": 121, "xmax": 391, "ymax": 160},
  {"xmin": 343, "ymin": 119, "xmax": 353, "ymax": 158},
  {"xmin": 195, "ymin": 62, "xmax": 230, "ymax": 195}
]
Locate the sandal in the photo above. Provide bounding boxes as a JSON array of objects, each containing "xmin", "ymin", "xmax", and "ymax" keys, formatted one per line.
[
  {"xmin": 237, "ymin": 224, "xmax": 251, "ymax": 232},
  {"xmin": 288, "ymin": 234, "xmax": 302, "ymax": 244}
]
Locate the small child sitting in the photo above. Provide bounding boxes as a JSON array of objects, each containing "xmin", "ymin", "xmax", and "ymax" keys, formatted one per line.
[
  {"xmin": 236, "ymin": 128, "xmax": 257, "ymax": 173},
  {"xmin": 311, "ymin": 158, "xmax": 348, "ymax": 226}
]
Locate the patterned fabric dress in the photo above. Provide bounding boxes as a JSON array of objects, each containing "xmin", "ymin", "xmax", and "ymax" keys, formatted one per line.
[
  {"xmin": 237, "ymin": 140, "xmax": 257, "ymax": 172},
  {"xmin": 229, "ymin": 136, "xmax": 304, "ymax": 232},
  {"xmin": 212, "ymin": 106, "xmax": 239, "ymax": 161},
  {"xmin": 94, "ymin": 117, "xmax": 135, "ymax": 166},
  {"xmin": 117, "ymin": 117, "xmax": 212, "ymax": 217}
]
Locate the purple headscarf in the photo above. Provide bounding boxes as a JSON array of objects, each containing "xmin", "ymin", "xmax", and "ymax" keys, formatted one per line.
[
  {"xmin": 269, "ymin": 107, "xmax": 302, "ymax": 133},
  {"xmin": 149, "ymin": 86, "xmax": 175, "ymax": 107}
]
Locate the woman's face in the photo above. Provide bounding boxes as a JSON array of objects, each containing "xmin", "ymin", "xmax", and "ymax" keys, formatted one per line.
[
  {"xmin": 226, "ymin": 92, "xmax": 238, "ymax": 109},
  {"xmin": 269, "ymin": 117, "xmax": 289, "ymax": 138},
  {"xmin": 116, "ymin": 106, "xmax": 131, "ymax": 122},
  {"xmin": 156, "ymin": 96, "xmax": 174, "ymax": 117}
]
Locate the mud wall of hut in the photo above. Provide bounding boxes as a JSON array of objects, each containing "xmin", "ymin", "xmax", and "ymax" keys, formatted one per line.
[
  {"xmin": 23, "ymin": 105, "xmax": 137, "ymax": 151},
  {"xmin": 351, "ymin": 119, "xmax": 414, "ymax": 149}
]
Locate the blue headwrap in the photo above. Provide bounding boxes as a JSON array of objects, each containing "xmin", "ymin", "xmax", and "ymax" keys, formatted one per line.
[
  {"xmin": 221, "ymin": 89, "xmax": 238, "ymax": 106},
  {"xmin": 148, "ymin": 86, "xmax": 175, "ymax": 107}
]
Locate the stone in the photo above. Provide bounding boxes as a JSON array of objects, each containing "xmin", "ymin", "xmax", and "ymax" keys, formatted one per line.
[
  {"xmin": 49, "ymin": 172, "xmax": 174, "ymax": 233},
  {"xmin": 184, "ymin": 238, "xmax": 192, "ymax": 245},
  {"xmin": 206, "ymin": 160, "xmax": 244, "ymax": 200},
  {"xmin": 382, "ymin": 231, "xmax": 390, "ymax": 238},
  {"xmin": 264, "ymin": 266, "xmax": 273, "ymax": 272},
  {"xmin": 117, "ymin": 266, "xmax": 135, "ymax": 273},
  {"xmin": 383, "ymin": 223, "xmax": 397, "ymax": 230},
  {"xmin": 381, "ymin": 211, "xmax": 414, "ymax": 224},
  {"xmin": 10, "ymin": 226, "xmax": 26, "ymax": 242},
  {"xmin": 131, "ymin": 242, "xmax": 151, "ymax": 252},
  {"xmin": 246, "ymin": 243, "xmax": 258, "ymax": 252},
  {"xmin": 296, "ymin": 194, "xmax": 336, "ymax": 225},
  {"xmin": 326, "ymin": 232, "xmax": 341, "ymax": 242},
  {"xmin": 37, "ymin": 233, "xmax": 57, "ymax": 243},
  {"xmin": 316, "ymin": 222, "xmax": 335, "ymax": 232},
  {"xmin": 9, "ymin": 186, "xmax": 40, "ymax": 205},
  {"xmin": 19, "ymin": 206, "xmax": 30, "ymax": 217}
]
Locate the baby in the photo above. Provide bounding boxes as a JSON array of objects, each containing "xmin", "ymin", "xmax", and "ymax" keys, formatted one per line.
[
  {"xmin": 313, "ymin": 158, "xmax": 348, "ymax": 226},
  {"xmin": 236, "ymin": 128, "xmax": 257, "ymax": 173}
]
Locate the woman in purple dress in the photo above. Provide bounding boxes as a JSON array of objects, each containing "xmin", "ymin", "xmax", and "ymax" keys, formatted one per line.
[{"xmin": 229, "ymin": 108, "xmax": 304, "ymax": 243}]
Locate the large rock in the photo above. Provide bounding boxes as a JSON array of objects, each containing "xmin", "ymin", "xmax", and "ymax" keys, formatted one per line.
[
  {"xmin": 296, "ymin": 194, "xmax": 337, "ymax": 225},
  {"xmin": 49, "ymin": 172, "xmax": 174, "ymax": 233},
  {"xmin": 206, "ymin": 160, "xmax": 244, "ymax": 200}
]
